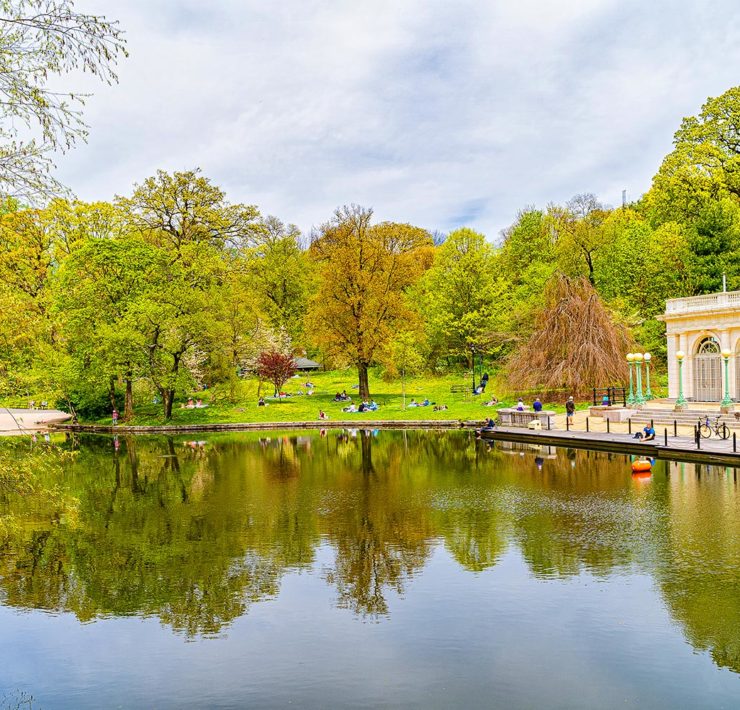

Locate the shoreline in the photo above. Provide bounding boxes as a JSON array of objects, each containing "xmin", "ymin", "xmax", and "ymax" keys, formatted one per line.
[
  {"xmin": 52, "ymin": 419, "xmax": 740, "ymax": 466},
  {"xmin": 53, "ymin": 419, "xmax": 481, "ymax": 434}
]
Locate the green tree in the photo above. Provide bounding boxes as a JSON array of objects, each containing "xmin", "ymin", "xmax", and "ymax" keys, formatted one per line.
[
  {"xmin": 383, "ymin": 331, "xmax": 425, "ymax": 408},
  {"xmin": 246, "ymin": 216, "xmax": 313, "ymax": 344},
  {"xmin": 116, "ymin": 170, "xmax": 262, "ymax": 418},
  {"xmin": 415, "ymin": 227, "xmax": 507, "ymax": 363}
]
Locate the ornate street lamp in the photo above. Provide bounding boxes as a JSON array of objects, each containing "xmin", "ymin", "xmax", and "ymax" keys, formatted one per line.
[
  {"xmin": 634, "ymin": 352, "xmax": 645, "ymax": 405},
  {"xmin": 721, "ymin": 348, "xmax": 733, "ymax": 411},
  {"xmin": 643, "ymin": 352, "xmax": 652, "ymax": 400},
  {"xmin": 626, "ymin": 353, "xmax": 635, "ymax": 405},
  {"xmin": 675, "ymin": 350, "xmax": 687, "ymax": 410}
]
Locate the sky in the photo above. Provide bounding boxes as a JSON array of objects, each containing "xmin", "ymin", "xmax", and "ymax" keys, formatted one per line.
[{"xmin": 54, "ymin": 0, "xmax": 740, "ymax": 241}]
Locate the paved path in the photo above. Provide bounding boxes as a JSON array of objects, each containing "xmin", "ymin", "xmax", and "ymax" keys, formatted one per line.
[
  {"xmin": 0, "ymin": 408, "xmax": 72, "ymax": 435},
  {"xmin": 480, "ymin": 426, "xmax": 740, "ymax": 465}
]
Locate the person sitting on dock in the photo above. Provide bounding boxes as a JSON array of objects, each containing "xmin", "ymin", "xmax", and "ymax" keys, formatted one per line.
[{"xmin": 635, "ymin": 424, "xmax": 655, "ymax": 441}]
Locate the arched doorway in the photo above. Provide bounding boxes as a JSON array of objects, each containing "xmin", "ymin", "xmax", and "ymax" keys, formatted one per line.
[{"xmin": 694, "ymin": 336, "xmax": 721, "ymax": 401}]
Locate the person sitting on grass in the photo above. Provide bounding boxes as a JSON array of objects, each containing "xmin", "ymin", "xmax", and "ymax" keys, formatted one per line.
[
  {"xmin": 343, "ymin": 403, "xmax": 357, "ymax": 413},
  {"xmin": 319, "ymin": 410, "xmax": 329, "ymax": 420},
  {"xmin": 484, "ymin": 396, "xmax": 498, "ymax": 406},
  {"xmin": 433, "ymin": 404, "xmax": 448, "ymax": 411},
  {"xmin": 635, "ymin": 424, "xmax": 655, "ymax": 441},
  {"xmin": 258, "ymin": 397, "xmax": 267, "ymax": 406},
  {"xmin": 421, "ymin": 398, "xmax": 431, "ymax": 407},
  {"xmin": 408, "ymin": 398, "xmax": 419, "ymax": 407},
  {"xmin": 367, "ymin": 400, "xmax": 379, "ymax": 411}
]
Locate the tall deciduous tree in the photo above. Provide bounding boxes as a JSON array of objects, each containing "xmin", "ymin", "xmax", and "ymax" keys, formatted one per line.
[
  {"xmin": 415, "ymin": 227, "xmax": 507, "ymax": 363},
  {"xmin": 246, "ymin": 216, "xmax": 312, "ymax": 343},
  {"xmin": 307, "ymin": 205, "xmax": 431, "ymax": 399},
  {"xmin": 117, "ymin": 170, "xmax": 262, "ymax": 419},
  {"xmin": 0, "ymin": 1, "xmax": 127, "ymax": 200}
]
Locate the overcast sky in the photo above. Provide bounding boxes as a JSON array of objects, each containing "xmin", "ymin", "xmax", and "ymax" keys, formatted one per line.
[{"xmin": 55, "ymin": 0, "xmax": 740, "ymax": 241}]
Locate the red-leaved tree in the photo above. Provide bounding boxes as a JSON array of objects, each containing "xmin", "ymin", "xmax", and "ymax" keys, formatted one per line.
[{"xmin": 256, "ymin": 350, "xmax": 297, "ymax": 396}]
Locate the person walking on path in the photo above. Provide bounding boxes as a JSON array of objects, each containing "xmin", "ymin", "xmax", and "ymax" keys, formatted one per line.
[{"xmin": 565, "ymin": 397, "xmax": 575, "ymax": 422}]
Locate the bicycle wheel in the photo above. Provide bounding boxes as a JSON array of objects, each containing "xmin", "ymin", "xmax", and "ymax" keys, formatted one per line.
[
  {"xmin": 698, "ymin": 424, "xmax": 712, "ymax": 439},
  {"xmin": 719, "ymin": 423, "xmax": 730, "ymax": 440}
]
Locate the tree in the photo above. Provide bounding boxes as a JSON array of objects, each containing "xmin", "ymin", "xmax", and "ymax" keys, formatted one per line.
[
  {"xmin": 551, "ymin": 194, "xmax": 610, "ymax": 285},
  {"xmin": 507, "ymin": 274, "xmax": 631, "ymax": 394},
  {"xmin": 0, "ymin": 1, "xmax": 127, "ymax": 200},
  {"xmin": 383, "ymin": 331, "xmax": 424, "ymax": 409},
  {"xmin": 255, "ymin": 350, "xmax": 296, "ymax": 396},
  {"xmin": 307, "ymin": 205, "xmax": 431, "ymax": 399},
  {"xmin": 245, "ymin": 216, "xmax": 312, "ymax": 343},
  {"xmin": 415, "ymin": 227, "xmax": 507, "ymax": 363},
  {"xmin": 651, "ymin": 86, "xmax": 740, "ymax": 217},
  {"xmin": 56, "ymin": 233, "xmax": 161, "ymax": 420},
  {"xmin": 116, "ymin": 170, "xmax": 262, "ymax": 419}
]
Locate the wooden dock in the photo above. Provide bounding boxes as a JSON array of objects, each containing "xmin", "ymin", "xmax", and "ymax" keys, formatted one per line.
[{"xmin": 479, "ymin": 426, "xmax": 740, "ymax": 466}]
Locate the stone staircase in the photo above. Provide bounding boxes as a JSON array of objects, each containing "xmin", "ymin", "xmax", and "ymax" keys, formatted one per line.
[{"xmin": 629, "ymin": 407, "xmax": 740, "ymax": 429}]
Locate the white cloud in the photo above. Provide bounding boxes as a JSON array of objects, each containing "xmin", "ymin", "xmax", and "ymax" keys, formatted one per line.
[{"xmin": 54, "ymin": 0, "xmax": 740, "ymax": 239}]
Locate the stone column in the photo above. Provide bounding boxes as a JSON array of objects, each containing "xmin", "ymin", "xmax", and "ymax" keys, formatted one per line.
[
  {"xmin": 667, "ymin": 332, "xmax": 678, "ymax": 400},
  {"xmin": 679, "ymin": 332, "xmax": 691, "ymax": 400}
]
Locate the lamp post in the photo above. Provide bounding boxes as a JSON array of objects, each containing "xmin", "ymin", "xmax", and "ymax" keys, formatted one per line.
[
  {"xmin": 644, "ymin": 352, "xmax": 652, "ymax": 400},
  {"xmin": 470, "ymin": 345, "xmax": 477, "ymax": 394},
  {"xmin": 675, "ymin": 350, "xmax": 687, "ymax": 410},
  {"xmin": 721, "ymin": 349, "xmax": 733, "ymax": 412},
  {"xmin": 634, "ymin": 352, "xmax": 645, "ymax": 405},
  {"xmin": 626, "ymin": 353, "xmax": 635, "ymax": 405}
]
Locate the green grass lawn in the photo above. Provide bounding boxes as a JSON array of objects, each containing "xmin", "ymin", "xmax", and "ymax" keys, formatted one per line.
[{"xmin": 90, "ymin": 369, "xmax": 578, "ymax": 426}]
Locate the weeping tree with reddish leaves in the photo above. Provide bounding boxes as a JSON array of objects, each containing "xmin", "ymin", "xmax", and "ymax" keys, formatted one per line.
[
  {"xmin": 256, "ymin": 350, "xmax": 297, "ymax": 396},
  {"xmin": 507, "ymin": 274, "xmax": 632, "ymax": 395}
]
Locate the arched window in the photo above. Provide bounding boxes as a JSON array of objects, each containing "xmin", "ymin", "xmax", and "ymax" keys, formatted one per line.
[{"xmin": 696, "ymin": 336, "xmax": 720, "ymax": 355}]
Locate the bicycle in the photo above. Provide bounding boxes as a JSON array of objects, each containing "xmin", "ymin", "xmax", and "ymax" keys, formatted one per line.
[{"xmin": 698, "ymin": 415, "xmax": 730, "ymax": 440}]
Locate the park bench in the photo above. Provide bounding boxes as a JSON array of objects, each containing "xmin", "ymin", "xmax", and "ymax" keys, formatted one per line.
[
  {"xmin": 497, "ymin": 408, "xmax": 555, "ymax": 429},
  {"xmin": 450, "ymin": 385, "xmax": 470, "ymax": 398}
]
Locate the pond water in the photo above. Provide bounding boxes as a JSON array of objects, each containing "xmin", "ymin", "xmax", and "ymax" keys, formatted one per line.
[{"xmin": 0, "ymin": 430, "xmax": 738, "ymax": 709}]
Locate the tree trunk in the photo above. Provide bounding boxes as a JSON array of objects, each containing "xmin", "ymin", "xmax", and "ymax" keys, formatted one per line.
[
  {"xmin": 358, "ymin": 361, "xmax": 370, "ymax": 399},
  {"xmin": 124, "ymin": 371, "xmax": 134, "ymax": 421},
  {"xmin": 163, "ymin": 389, "xmax": 174, "ymax": 420}
]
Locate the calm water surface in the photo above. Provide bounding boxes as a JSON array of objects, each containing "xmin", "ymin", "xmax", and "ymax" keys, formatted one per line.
[{"xmin": 0, "ymin": 430, "xmax": 738, "ymax": 708}]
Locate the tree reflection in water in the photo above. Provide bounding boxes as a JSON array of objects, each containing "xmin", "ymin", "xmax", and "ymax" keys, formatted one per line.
[{"xmin": 0, "ymin": 430, "xmax": 738, "ymax": 673}]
